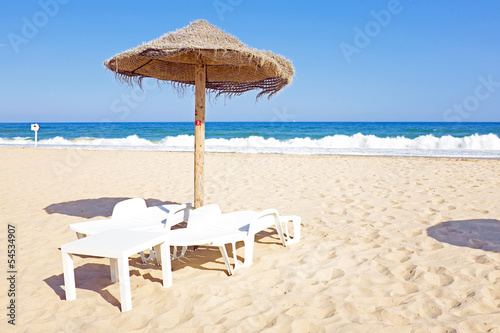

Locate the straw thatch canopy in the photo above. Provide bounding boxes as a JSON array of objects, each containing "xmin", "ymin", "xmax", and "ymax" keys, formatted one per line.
[
  {"xmin": 103, "ymin": 19, "xmax": 294, "ymax": 99},
  {"xmin": 104, "ymin": 20, "xmax": 294, "ymax": 208}
]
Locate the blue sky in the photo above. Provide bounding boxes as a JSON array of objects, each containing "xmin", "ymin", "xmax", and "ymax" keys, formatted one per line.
[{"xmin": 1, "ymin": 0, "xmax": 499, "ymax": 122}]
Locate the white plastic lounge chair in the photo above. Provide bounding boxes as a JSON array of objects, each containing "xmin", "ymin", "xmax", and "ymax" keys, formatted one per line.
[
  {"xmin": 157, "ymin": 204, "xmax": 292, "ymax": 275},
  {"xmin": 60, "ymin": 203, "xmax": 300, "ymax": 313},
  {"xmin": 69, "ymin": 199, "xmax": 299, "ymax": 275},
  {"xmin": 69, "ymin": 198, "xmax": 191, "ymax": 262}
]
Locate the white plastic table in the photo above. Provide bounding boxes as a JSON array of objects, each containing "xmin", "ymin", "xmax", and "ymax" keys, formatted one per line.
[{"xmin": 61, "ymin": 229, "xmax": 171, "ymax": 312}]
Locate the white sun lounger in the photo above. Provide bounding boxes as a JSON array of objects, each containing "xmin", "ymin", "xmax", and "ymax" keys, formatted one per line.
[
  {"xmin": 67, "ymin": 199, "xmax": 300, "ymax": 276},
  {"xmin": 157, "ymin": 204, "xmax": 296, "ymax": 275},
  {"xmin": 69, "ymin": 198, "xmax": 191, "ymax": 262},
  {"xmin": 60, "ymin": 203, "xmax": 301, "ymax": 311}
]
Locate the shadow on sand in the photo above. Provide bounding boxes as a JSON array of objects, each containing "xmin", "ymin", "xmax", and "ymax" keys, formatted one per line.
[
  {"xmin": 427, "ymin": 219, "xmax": 500, "ymax": 253},
  {"xmin": 45, "ymin": 247, "xmax": 232, "ymax": 309},
  {"xmin": 45, "ymin": 198, "xmax": 287, "ymax": 309},
  {"xmin": 46, "ymin": 233, "xmax": 284, "ymax": 308},
  {"xmin": 43, "ymin": 197, "xmax": 180, "ymax": 219}
]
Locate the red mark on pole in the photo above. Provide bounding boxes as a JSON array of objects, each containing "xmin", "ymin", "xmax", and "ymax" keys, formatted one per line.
[{"xmin": 195, "ymin": 120, "xmax": 202, "ymax": 126}]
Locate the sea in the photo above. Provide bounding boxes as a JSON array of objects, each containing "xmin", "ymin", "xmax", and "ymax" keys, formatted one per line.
[{"xmin": 1, "ymin": 122, "xmax": 499, "ymax": 159}]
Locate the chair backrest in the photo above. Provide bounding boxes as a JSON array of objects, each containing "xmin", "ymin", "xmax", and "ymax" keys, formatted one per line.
[
  {"xmin": 187, "ymin": 204, "xmax": 221, "ymax": 229},
  {"xmin": 112, "ymin": 198, "xmax": 147, "ymax": 220}
]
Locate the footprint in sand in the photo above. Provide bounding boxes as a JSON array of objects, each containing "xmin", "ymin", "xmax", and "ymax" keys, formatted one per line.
[
  {"xmin": 310, "ymin": 267, "xmax": 345, "ymax": 281},
  {"xmin": 371, "ymin": 261, "xmax": 394, "ymax": 278},
  {"xmin": 375, "ymin": 309, "xmax": 410, "ymax": 326},
  {"xmin": 418, "ymin": 300, "xmax": 443, "ymax": 319},
  {"xmin": 472, "ymin": 208, "xmax": 490, "ymax": 214},
  {"xmin": 269, "ymin": 281, "xmax": 291, "ymax": 296},
  {"xmin": 390, "ymin": 282, "xmax": 419, "ymax": 295},
  {"xmin": 474, "ymin": 255, "xmax": 491, "ymax": 264},
  {"xmin": 486, "ymin": 270, "xmax": 500, "ymax": 283},
  {"xmin": 394, "ymin": 263, "xmax": 418, "ymax": 281},
  {"xmin": 420, "ymin": 240, "xmax": 444, "ymax": 250},
  {"xmin": 402, "ymin": 228, "xmax": 422, "ymax": 237},
  {"xmin": 286, "ymin": 306, "xmax": 335, "ymax": 320},
  {"xmin": 336, "ymin": 255, "xmax": 367, "ymax": 268},
  {"xmin": 424, "ymin": 267, "xmax": 454, "ymax": 286},
  {"xmin": 380, "ymin": 247, "xmax": 414, "ymax": 264},
  {"xmin": 444, "ymin": 227, "xmax": 463, "ymax": 234},
  {"xmin": 468, "ymin": 239, "xmax": 489, "ymax": 249}
]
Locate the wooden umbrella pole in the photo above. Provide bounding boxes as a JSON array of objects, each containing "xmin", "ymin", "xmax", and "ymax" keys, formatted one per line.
[{"xmin": 194, "ymin": 56, "xmax": 206, "ymax": 208}]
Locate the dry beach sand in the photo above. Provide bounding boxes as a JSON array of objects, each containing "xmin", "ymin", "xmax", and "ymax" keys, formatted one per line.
[{"xmin": 1, "ymin": 147, "xmax": 499, "ymax": 332}]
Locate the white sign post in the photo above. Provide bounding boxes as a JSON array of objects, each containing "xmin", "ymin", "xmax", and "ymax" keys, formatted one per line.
[{"xmin": 31, "ymin": 123, "xmax": 40, "ymax": 148}]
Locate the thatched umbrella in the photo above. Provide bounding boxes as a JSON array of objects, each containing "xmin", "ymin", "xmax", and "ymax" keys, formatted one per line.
[{"xmin": 104, "ymin": 19, "xmax": 294, "ymax": 208}]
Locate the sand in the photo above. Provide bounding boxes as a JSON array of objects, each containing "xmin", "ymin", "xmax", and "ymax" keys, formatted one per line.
[{"xmin": 1, "ymin": 147, "xmax": 499, "ymax": 332}]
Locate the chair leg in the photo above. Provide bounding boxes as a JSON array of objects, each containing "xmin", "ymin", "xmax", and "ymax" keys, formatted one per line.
[
  {"xmin": 171, "ymin": 246, "xmax": 178, "ymax": 260},
  {"xmin": 62, "ymin": 252, "xmax": 76, "ymax": 301},
  {"xmin": 242, "ymin": 237, "xmax": 255, "ymax": 267},
  {"xmin": 291, "ymin": 216, "xmax": 301, "ymax": 244},
  {"xmin": 153, "ymin": 245, "xmax": 162, "ymax": 266},
  {"xmin": 180, "ymin": 246, "xmax": 187, "ymax": 258},
  {"xmin": 281, "ymin": 216, "xmax": 301, "ymax": 245},
  {"xmin": 273, "ymin": 216, "xmax": 287, "ymax": 247},
  {"xmin": 218, "ymin": 245, "xmax": 233, "ymax": 276},
  {"xmin": 148, "ymin": 248, "xmax": 156, "ymax": 261},
  {"xmin": 110, "ymin": 258, "xmax": 119, "ymax": 282},
  {"xmin": 231, "ymin": 242, "xmax": 239, "ymax": 271},
  {"xmin": 172, "ymin": 246, "xmax": 188, "ymax": 260},
  {"xmin": 117, "ymin": 257, "xmax": 132, "ymax": 312},
  {"xmin": 139, "ymin": 251, "xmax": 147, "ymax": 263},
  {"xmin": 160, "ymin": 242, "xmax": 172, "ymax": 287}
]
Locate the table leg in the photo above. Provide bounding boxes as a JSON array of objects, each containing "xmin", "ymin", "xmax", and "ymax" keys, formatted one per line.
[
  {"xmin": 117, "ymin": 257, "xmax": 132, "ymax": 312},
  {"xmin": 62, "ymin": 252, "xmax": 76, "ymax": 301},
  {"xmin": 160, "ymin": 242, "xmax": 172, "ymax": 287}
]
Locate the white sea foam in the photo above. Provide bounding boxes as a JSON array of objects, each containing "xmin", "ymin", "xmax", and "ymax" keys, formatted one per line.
[{"xmin": 1, "ymin": 133, "xmax": 499, "ymax": 158}]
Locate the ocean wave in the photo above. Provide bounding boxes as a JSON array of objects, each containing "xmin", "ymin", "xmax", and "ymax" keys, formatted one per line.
[{"xmin": 1, "ymin": 133, "xmax": 499, "ymax": 158}]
